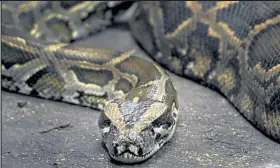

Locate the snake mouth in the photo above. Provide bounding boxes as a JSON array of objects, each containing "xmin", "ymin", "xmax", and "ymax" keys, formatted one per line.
[
  {"xmin": 109, "ymin": 147, "xmax": 158, "ymax": 163},
  {"xmin": 108, "ymin": 123, "xmax": 178, "ymax": 163}
]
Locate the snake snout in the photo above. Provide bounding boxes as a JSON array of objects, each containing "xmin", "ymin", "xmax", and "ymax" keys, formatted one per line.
[{"xmin": 111, "ymin": 140, "xmax": 140, "ymax": 156}]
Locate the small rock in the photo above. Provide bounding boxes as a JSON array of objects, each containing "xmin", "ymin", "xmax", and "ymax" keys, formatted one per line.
[{"xmin": 17, "ymin": 101, "xmax": 27, "ymax": 108}]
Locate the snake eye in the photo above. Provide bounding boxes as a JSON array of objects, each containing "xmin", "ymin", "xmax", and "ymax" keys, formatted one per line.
[
  {"xmin": 151, "ymin": 127, "xmax": 155, "ymax": 134},
  {"xmin": 104, "ymin": 116, "xmax": 112, "ymax": 127},
  {"xmin": 155, "ymin": 133, "xmax": 161, "ymax": 142},
  {"xmin": 138, "ymin": 147, "xmax": 143, "ymax": 156},
  {"xmin": 147, "ymin": 124, "xmax": 153, "ymax": 130},
  {"xmin": 98, "ymin": 112, "xmax": 112, "ymax": 129},
  {"xmin": 165, "ymin": 121, "xmax": 173, "ymax": 129},
  {"xmin": 151, "ymin": 109, "xmax": 174, "ymax": 129},
  {"xmin": 104, "ymin": 117, "xmax": 112, "ymax": 127},
  {"xmin": 98, "ymin": 113, "xmax": 112, "ymax": 138}
]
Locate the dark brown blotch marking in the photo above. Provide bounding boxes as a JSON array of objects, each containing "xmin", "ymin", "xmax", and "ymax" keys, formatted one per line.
[
  {"xmin": 201, "ymin": 1, "xmax": 217, "ymax": 11},
  {"xmin": 71, "ymin": 66, "xmax": 113, "ymax": 87},
  {"xmin": 216, "ymin": 2, "xmax": 279, "ymax": 40},
  {"xmin": 1, "ymin": 41, "xmax": 40, "ymax": 69},
  {"xmin": 267, "ymin": 89, "xmax": 280, "ymax": 114},
  {"xmin": 114, "ymin": 77, "xmax": 133, "ymax": 94},
  {"xmin": 160, "ymin": 1, "xmax": 193, "ymax": 35},
  {"xmin": 60, "ymin": 1, "xmax": 81, "ymax": 9},
  {"xmin": 124, "ymin": 86, "xmax": 150, "ymax": 101},
  {"xmin": 164, "ymin": 79, "xmax": 177, "ymax": 107},
  {"xmin": 18, "ymin": 8, "xmax": 36, "ymax": 32},
  {"xmin": 26, "ymin": 67, "xmax": 49, "ymax": 87},
  {"xmin": 43, "ymin": 17, "xmax": 72, "ymax": 43},
  {"xmin": 115, "ymin": 56, "xmax": 162, "ymax": 87},
  {"xmin": 248, "ymin": 23, "xmax": 280, "ymax": 70}
]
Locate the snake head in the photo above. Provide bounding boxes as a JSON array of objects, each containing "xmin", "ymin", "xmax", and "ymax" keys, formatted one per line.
[{"xmin": 98, "ymin": 97, "xmax": 179, "ymax": 163}]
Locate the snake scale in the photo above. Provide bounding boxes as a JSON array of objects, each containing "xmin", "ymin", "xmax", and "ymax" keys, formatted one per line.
[{"xmin": 1, "ymin": 1, "xmax": 280, "ymax": 164}]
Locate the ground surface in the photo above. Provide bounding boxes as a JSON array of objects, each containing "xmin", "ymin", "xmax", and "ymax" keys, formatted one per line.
[{"xmin": 2, "ymin": 29, "xmax": 280, "ymax": 168}]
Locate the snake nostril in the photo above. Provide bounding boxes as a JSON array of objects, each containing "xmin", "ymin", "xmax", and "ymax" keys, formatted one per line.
[
  {"xmin": 138, "ymin": 148, "xmax": 143, "ymax": 156},
  {"xmin": 112, "ymin": 142, "xmax": 119, "ymax": 147},
  {"xmin": 124, "ymin": 143, "xmax": 129, "ymax": 149},
  {"xmin": 113, "ymin": 146, "xmax": 118, "ymax": 155},
  {"xmin": 113, "ymin": 147, "xmax": 118, "ymax": 155},
  {"xmin": 151, "ymin": 128, "xmax": 155, "ymax": 134},
  {"xmin": 112, "ymin": 142, "xmax": 119, "ymax": 155},
  {"xmin": 155, "ymin": 133, "xmax": 161, "ymax": 142}
]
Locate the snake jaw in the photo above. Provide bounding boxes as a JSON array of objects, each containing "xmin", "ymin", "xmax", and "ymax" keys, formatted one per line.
[
  {"xmin": 107, "ymin": 119, "xmax": 178, "ymax": 163},
  {"xmin": 99, "ymin": 113, "xmax": 178, "ymax": 163}
]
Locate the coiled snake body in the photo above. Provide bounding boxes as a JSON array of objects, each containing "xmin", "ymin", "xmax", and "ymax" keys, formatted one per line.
[{"xmin": 2, "ymin": 1, "xmax": 280, "ymax": 163}]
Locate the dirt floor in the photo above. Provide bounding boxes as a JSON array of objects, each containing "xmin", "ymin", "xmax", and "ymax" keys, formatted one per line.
[{"xmin": 2, "ymin": 29, "xmax": 280, "ymax": 168}]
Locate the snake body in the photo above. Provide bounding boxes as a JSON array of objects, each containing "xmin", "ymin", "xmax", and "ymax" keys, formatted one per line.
[{"xmin": 2, "ymin": 1, "xmax": 280, "ymax": 163}]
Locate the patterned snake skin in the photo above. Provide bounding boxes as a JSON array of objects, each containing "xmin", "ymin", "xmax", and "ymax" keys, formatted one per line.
[{"xmin": 1, "ymin": 1, "xmax": 280, "ymax": 163}]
